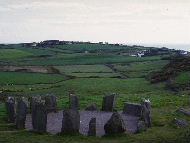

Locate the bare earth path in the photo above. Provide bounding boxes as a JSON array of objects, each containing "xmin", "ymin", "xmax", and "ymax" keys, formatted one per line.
[{"xmin": 25, "ymin": 110, "xmax": 139, "ymax": 136}]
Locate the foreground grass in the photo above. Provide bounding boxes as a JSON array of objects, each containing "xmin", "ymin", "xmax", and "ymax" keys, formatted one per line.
[
  {"xmin": 0, "ymin": 92, "xmax": 189, "ymax": 143},
  {"xmin": 0, "ymin": 126, "xmax": 189, "ymax": 143}
]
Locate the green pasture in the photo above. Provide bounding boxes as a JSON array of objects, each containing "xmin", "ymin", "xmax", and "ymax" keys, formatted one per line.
[
  {"xmin": 114, "ymin": 60, "xmax": 169, "ymax": 72},
  {"xmin": 0, "ymin": 71, "xmax": 67, "ymax": 84},
  {"xmin": 0, "ymin": 49, "xmax": 32, "ymax": 60},
  {"xmin": 67, "ymin": 73, "xmax": 121, "ymax": 78},
  {"xmin": 173, "ymin": 72, "xmax": 190, "ymax": 84},
  {"xmin": 55, "ymin": 65, "xmax": 112, "ymax": 73},
  {"xmin": 0, "ymin": 43, "xmax": 189, "ymax": 143},
  {"xmin": 127, "ymin": 71, "xmax": 149, "ymax": 78}
]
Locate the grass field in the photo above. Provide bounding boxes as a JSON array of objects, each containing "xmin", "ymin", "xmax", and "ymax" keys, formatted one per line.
[
  {"xmin": 0, "ymin": 49, "xmax": 32, "ymax": 60},
  {"xmin": 55, "ymin": 65, "xmax": 112, "ymax": 73},
  {"xmin": 127, "ymin": 71, "xmax": 149, "ymax": 78},
  {"xmin": 0, "ymin": 71, "xmax": 67, "ymax": 84},
  {"xmin": 67, "ymin": 72, "xmax": 121, "ymax": 77},
  {"xmin": 0, "ymin": 43, "xmax": 189, "ymax": 143},
  {"xmin": 173, "ymin": 72, "xmax": 190, "ymax": 84},
  {"xmin": 113, "ymin": 60, "xmax": 169, "ymax": 72}
]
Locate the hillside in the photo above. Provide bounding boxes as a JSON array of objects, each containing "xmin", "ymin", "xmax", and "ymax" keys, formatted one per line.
[
  {"xmin": 0, "ymin": 41, "xmax": 189, "ymax": 143},
  {"xmin": 149, "ymin": 56, "xmax": 190, "ymax": 83}
]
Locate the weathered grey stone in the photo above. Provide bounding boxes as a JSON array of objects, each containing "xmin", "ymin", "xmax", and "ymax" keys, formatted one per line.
[
  {"xmin": 29, "ymin": 96, "xmax": 41, "ymax": 112},
  {"xmin": 102, "ymin": 93, "xmax": 116, "ymax": 111},
  {"xmin": 69, "ymin": 94, "xmax": 79, "ymax": 110},
  {"xmin": 141, "ymin": 98, "xmax": 151, "ymax": 128},
  {"xmin": 86, "ymin": 103, "xmax": 97, "ymax": 111},
  {"xmin": 61, "ymin": 109, "xmax": 80, "ymax": 134},
  {"xmin": 5, "ymin": 97, "xmax": 16, "ymax": 123},
  {"xmin": 32, "ymin": 103, "xmax": 47, "ymax": 132},
  {"xmin": 137, "ymin": 120, "xmax": 147, "ymax": 132},
  {"xmin": 45, "ymin": 94, "xmax": 57, "ymax": 113},
  {"xmin": 104, "ymin": 112, "xmax": 126, "ymax": 135},
  {"xmin": 176, "ymin": 108, "xmax": 190, "ymax": 117},
  {"xmin": 31, "ymin": 97, "xmax": 41, "ymax": 129},
  {"xmin": 16, "ymin": 97, "xmax": 27, "ymax": 129},
  {"xmin": 123, "ymin": 102, "xmax": 142, "ymax": 116},
  {"xmin": 172, "ymin": 118, "xmax": 188, "ymax": 127},
  {"xmin": 88, "ymin": 118, "xmax": 96, "ymax": 136}
]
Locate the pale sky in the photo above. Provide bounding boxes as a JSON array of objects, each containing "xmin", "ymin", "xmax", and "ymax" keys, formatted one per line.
[{"xmin": 0, "ymin": 0, "xmax": 189, "ymax": 49}]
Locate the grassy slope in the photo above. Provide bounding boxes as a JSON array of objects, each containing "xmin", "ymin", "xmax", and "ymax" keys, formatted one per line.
[
  {"xmin": 173, "ymin": 72, "xmax": 190, "ymax": 84},
  {"xmin": 0, "ymin": 43, "xmax": 189, "ymax": 143},
  {"xmin": 113, "ymin": 60, "xmax": 169, "ymax": 72}
]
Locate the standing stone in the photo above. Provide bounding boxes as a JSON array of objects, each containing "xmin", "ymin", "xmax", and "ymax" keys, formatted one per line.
[
  {"xmin": 69, "ymin": 94, "xmax": 79, "ymax": 110},
  {"xmin": 29, "ymin": 96, "xmax": 41, "ymax": 112},
  {"xmin": 102, "ymin": 93, "xmax": 116, "ymax": 111},
  {"xmin": 45, "ymin": 94, "xmax": 57, "ymax": 113},
  {"xmin": 141, "ymin": 98, "xmax": 151, "ymax": 128},
  {"xmin": 32, "ymin": 103, "xmax": 47, "ymax": 132},
  {"xmin": 16, "ymin": 97, "xmax": 27, "ymax": 129},
  {"xmin": 61, "ymin": 109, "xmax": 80, "ymax": 134},
  {"xmin": 104, "ymin": 112, "xmax": 126, "ymax": 135},
  {"xmin": 123, "ymin": 102, "xmax": 142, "ymax": 116},
  {"xmin": 31, "ymin": 97, "xmax": 41, "ymax": 128},
  {"xmin": 5, "ymin": 97, "xmax": 16, "ymax": 123},
  {"xmin": 86, "ymin": 103, "xmax": 97, "ymax": 111},
  {"xmin": 88, "ymin": 118, "xmax": 96, "ymax": 136}
]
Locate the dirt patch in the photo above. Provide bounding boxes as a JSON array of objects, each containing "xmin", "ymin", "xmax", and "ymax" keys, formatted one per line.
[{"xmin": 0, "ymin": 66, "xmax": 60, "ymax": 74}]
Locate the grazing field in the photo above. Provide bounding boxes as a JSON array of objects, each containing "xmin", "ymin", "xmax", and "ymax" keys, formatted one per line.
[
  {"xmin": 113, "ymin": 60, "xmax": 169, "ymax": 72},
  {"xmin": 127, "ymin": 71, "xmax": 149, "ymax": 78},
  {"xmin": 0, "ymin": 71, "xmax": 67, "ymax": 84},
  {"xmin": 67, "ymin": 72, "xmax": 121, "ymax": 78},
  {"xmin": 55, "ymin": 65, "xmax": 112, "ymax": 73},
  {"xmin": 0, "ymin": 49, "xmax": 32, "ymax": 60},
  {"xmin": 0, "ymin": 43, "xmax": 189, "ymax": 143}
]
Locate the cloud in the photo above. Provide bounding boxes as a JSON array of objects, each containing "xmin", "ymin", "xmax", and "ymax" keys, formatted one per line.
[{"xmin": 0, "ymin": 0, "xmax": 189, "ymax": 45}]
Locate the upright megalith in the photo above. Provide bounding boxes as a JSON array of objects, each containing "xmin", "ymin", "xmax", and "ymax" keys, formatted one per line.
[
  {"xmin": 29, "ymin": 96, "xmax": 41, "ymax": 112},
  {"xmin": 16, "ymin": 97, "xmax": 27, "ymax": 129},
  {"xmin": 123, "ymin": 102, "xmax": 142, "ymax": 116},
  {"xmin": 102, "ymin": 93, "xmax": 116, "ymax": 111},
  {"xmin": 61, "ymin": 109, "xmax": 80, "ymax": 134},
  {"xmin": 88, "ymin": 118, "xmax": 96, "ymax": 136},
  {"xmin": 69, "ymin": 94, "xmax": 79, "ymax": 110},
  {"xmin": 45, "ymin": 94, "xmax": 57, "ymax": 113},
  {"xmin": 104, "ymin": 112, "xmax": 126, "ymax": 135},
  {"xmin": 32, "ymin": 103, "xmax": 47, "ymax": 132},
  {"xmin": 5, "ymin": 97, "xmax": 16, "ymax": 123},
  {"xmin": 141, "ymin": 98, "xmax": 151, "ymax": 128}
]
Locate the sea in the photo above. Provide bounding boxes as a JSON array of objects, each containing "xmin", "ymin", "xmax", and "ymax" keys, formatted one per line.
[{"xmin": 138, "ymin": 44, "xmax": 190, "ymax": 52}]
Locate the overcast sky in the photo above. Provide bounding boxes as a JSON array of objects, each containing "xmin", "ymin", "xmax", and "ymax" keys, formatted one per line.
[{"xmin": 0, "ymin": 0, "xmax": 189, "ymax": 50}]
